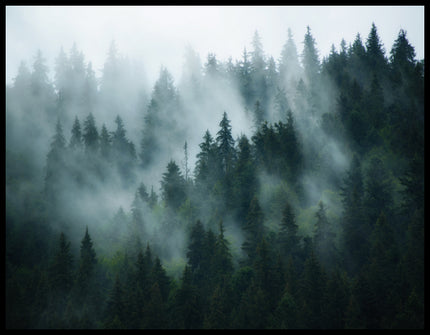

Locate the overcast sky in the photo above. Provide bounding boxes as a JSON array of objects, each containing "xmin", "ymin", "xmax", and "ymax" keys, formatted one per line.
[{"xmin": 6, "ymin": 5, "xmax": 424, "ymax": 86}]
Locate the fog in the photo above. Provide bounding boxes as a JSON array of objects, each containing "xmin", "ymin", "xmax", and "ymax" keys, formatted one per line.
[
  {"xmin": 6, "ymin": 5, "xmax": 424, "ymax": 270},
  {"xmin": 6, "ymin": 6, "xmax": 424, "ymax": 85}
]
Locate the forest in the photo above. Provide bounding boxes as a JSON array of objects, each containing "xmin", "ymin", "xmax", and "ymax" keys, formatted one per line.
[{"xmin": 5, "ymin": 23, "xmax": 424, "ymax": 329}]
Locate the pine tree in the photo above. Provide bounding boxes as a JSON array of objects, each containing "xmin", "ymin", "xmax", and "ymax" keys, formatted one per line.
[
  {"xmin": 313, "ymin": 201, "xmax": 338, "ymax": 272},
  {"xmin": 366, "ymin": 212, "xmax": 399, "ymax": 326},
  {"xmin": 54, "ymin": 46, "xmax": 71, "ymax": 107},
  {"xmin": 323, "ymin": 269, "xmax": 350, "ymax": 329},
  {"xmin": 270, "ymin": 288, "xmax": 298, "ymax": 329},
  {"xmin": 75, "ymin": 226, "xmax": 97, "ymax": 296},
  {"xmin": 242, "ymin": 196, "xmax": 264, "ymax": 264},
  {"xmin": 150, "ymin": 256, "xmax": 170, "ymax": 303},
  {"xmin": 31, "ymin": 49, "xmax": 54, "ymax": 98},
  {"xmin": 214, "ymin": 220, "xmax": 234, "ymax": 281},
  {"xmin": 250, "ymin": 30, "xmax": 268, "ymax": 111},
  {"xmin": 252, "ymin": 100, "xmax": 265, "ymax": 128},
  {"xmin": 103, "ymin": 274, "xmax": 125, "ymax": 329},
  {"xmin": 233, "ymin": 134, "xmax": 257, "ymax": 227},
  {"xmin": 160, "ymin": 160, "xmax": 186, "ymax": 211},
  {"xmin": 69, "ymin": 116, "xmax": 82, "ymax": 150},
  {"xmin": 302, "ymin": 26, "xmax": 320, "ymax": 84},
  {"xmin": 363, "ymin": 157, "xmax": 393, "ymax": 229},
  {"xmin": 82, "ymin": 113, "xmax": 99, "ymax": 153},
  {"xmin": 140, "ymin": 67, "xmax": 178, "ymax": 167},
  {"xmin": 298, "ymin": 250, "xmax": 326, "ymax": 329},
  {"xmin": 149, "ymin": 186, "xmax": 159, "ymax": 208},
  {"xmin": 186, "ymin": 220, "xmax": 206, "ymax": 275},
  {"xmin": 237, "ymin": 47, "xmax": 254, "ymax": 108},
  {"xmin": 44, "ymin": 119, "xmax": 67, "ymax": 202},
  {"xmin": 141, "ymin": 282, "xmax": 166, "ymax": 329},
  {"xmin": 49, "ymin": 232, "xmax": 74, "ymax": 295},
  {"xmin": 340, "ymin": 154, "xmax": 369, "ymax": 275},
  {"xmin": 279, "ymin": 28, "xmax": 301, "ymax": 89},
  {"xmin": 99, "ymin": 123, "xmax": 111, "ymax": 160},
  {"xmin": 216, "ymin": 111, "xmax": 236, "ymax": 176},
  {"xmin": 278, "ymin": 200, "xmax": 300, "ymax": 263},
  {"xmin": 82, "ymin": 62, "xmax": 98, "ymax": 114},
  {"xmin": 173, "ymin": 265, "xmax": 204, "ymax": 329},
  {"xmin": 365, "ymin": 23, "xmax": 387, "ymax": 75}
]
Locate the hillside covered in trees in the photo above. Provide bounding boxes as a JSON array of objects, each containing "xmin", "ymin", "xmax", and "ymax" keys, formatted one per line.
[{"xmin": 5, "ymin": 23, "xmax": 424, "ymax": 329}]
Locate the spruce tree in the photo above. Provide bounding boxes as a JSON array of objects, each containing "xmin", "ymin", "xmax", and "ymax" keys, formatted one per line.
[
  {"xmin": 160, "ymin": 160, "xmax": 186, "ymax": 211},
  {"xmin": 75, "ymin": 226, "xmax": 97, "ymax": 296},
  {"xmin": 49, "ymin": 232, "xmax": 74, "ymax": 295},
  {"xmin": 242, "ymin": 196, "xmax": 264, "ymax": 264},
  {"xmin": 103, "ymin": 275, "xmax": 125, "ymax": 329},
  {"xmin": 278, "ymin": 200, "xmax": 300, "ymax": 263},
  {"xmin": 82, "ymin": 113, "xmax": 99, "ymax": 153},
  {"xmin": 216, "ymin": 111, "xmax": 236, "ymax": 176},
  {"xmin": 69, "ymin": 116, "xmax": 82, "ymax": 150}
]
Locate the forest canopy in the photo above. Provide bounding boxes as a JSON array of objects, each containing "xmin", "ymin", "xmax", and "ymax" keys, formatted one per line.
[{"xmin": 5, "ymin": 22, "xmax": 424, "ymax": 329}]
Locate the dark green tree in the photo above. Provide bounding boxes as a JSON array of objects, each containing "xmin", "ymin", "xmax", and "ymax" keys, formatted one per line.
[
  {"xmin": 75, "ymin": 226, "xmax": 97, "ymax": 296},
  {"xmin": 252, "ymin": 100, "xmax": 265, "ymax": 128},
  {"xmin": 173, "ymin": 265, "xmax": 204, "ymax": 329},
  {"xmin": 363, "ymin": 157, "xmax": 393, "ymax": 229},
  {"xmin": 186, "ymin": 220, "xmax": 206, "ymax": 275},
  {"xmin": 340, "ymin": 154, "xmax": 369, "ymax": 274},
  {"xmin": 69, "ymin": 116, "xmax": 82, "ymax": 150},
  {"xmin": 298, "ymin": 250, "xmax": 326, "ymax": 329},
  {"xmin": 99, "ymin": 124, "xmax": 111, "ymax": 160},
  {"xmin": 160, "ymin": 160, "xmax": 186, "ymax": 211},
  {"xmin": 141, "ymin": 282, "xmax": 166, "ymax": 329},
  {"xmin": 214, "ymin": 220, "xmax": 234, "ymax": 281},
  {"xmin": 150, "ymin": 256, "xmax": 170, "ymax": 303},
  {"xmin": 49, "ymin": 232, "xmax": 74, "ymax": 295},
  {"xmin": 233, "ymin": 134, "xmax": 257, "ymax": 227},
  {"xmin": 194, "ymin": 130, "xmax": 220, "ymax": 193},
  {"xmin": 82, "ymin": 113, "xmax": 99, "ymax": 153},
  {"xmin": 302, "ymin": 26, "xmax": 320, "ymax": 84},
  {"xmin": 278, "ymin": 200, "xmax": 300, "ymax": 264},
  {"xmin": 103, "ymin": 274, "xmax": 125, "ymax": 329},
  {"xmin": 216, "ymin": 111, "xmax": 236, "ymax": 176},
  {"xmin": 323, "ymin": 269, "xmax": 350, "ymax": 329},
  {"xmin": 44, "ymin": 119, "xmax": 67, "ymax": 202},
  {"xmin": 314, "ymin": 201, "xmax": 337, "ymax": 271},
  {"xmin": 365, "ymin": 23, "xmax": 387, "ymax": 75},
  {"xmin": 242, "ymin": 196, "xmax": 265, "ymax": 265}
]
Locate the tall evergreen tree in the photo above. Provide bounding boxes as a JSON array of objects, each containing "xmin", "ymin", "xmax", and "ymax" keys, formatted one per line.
[
  {"xmin": 75, "ymin": 226, "xmax": 97, "ymax": 296},
  {"xmin": 103, "ymin": 274, "xmax": 125, "ymax": 329},
  {"xmin": 313, "ymin": 201, "xmax": 338, "ymax": 272},
  {"xmin": 69, "ymin": 116, "xmax": 82, "ymax": 150},
  {"xmin": 82, "ymin": 113, "xmax": 99, "ymax": 153},
  {"xmin": 186, "ymin": 220, "xmax": 206, "ymax": 275},
  {"xmin": 216, "ymin": 111, "xmax": 236, "ymax": 176},
  {"xmin": 279, "ymin": 28, "xmax": 301, "ymax": 89},
  {"xmin": 302, "ymin": 26, "xmax": 320, "ymax": 84},
  {"xmin": 44, "ymin": 119, "xmax": 67, "ymax": 202},
  {"xmin": 160, "ymin": 160, "xmax": 186, "ymax": 211},
  {"xmin": 233, "ymin": 134, "xmax": 257, "ymax": 227},
  {"xmin": 278, "ymin": 200, "xmax": 300, "ymax": 263},
  {"xmin": 99, "ymin": 124, "xmax": 111, "ymax": 160},
  {"xmin": 365, "ymin": 23, "xmax": 387, "ymax": 75},
  {"xmin": 49, "ymin": 232, "xmax": 74, "ymax": 295},
  {"xmin": 298, "ymin": 250, "xmax": 326, "ymax": 329},
  {"xmin": 214, "ymin": 220, "xmax": 234, "ymax": 281},
  {"xmin": 242, "ymin": 196, "xmax": 265, "ymax": 264}
]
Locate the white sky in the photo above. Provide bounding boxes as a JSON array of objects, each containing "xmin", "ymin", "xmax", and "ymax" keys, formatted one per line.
[{"xmin": 6, "ymin": 5, "xmax": 425, "ymax": 86}]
